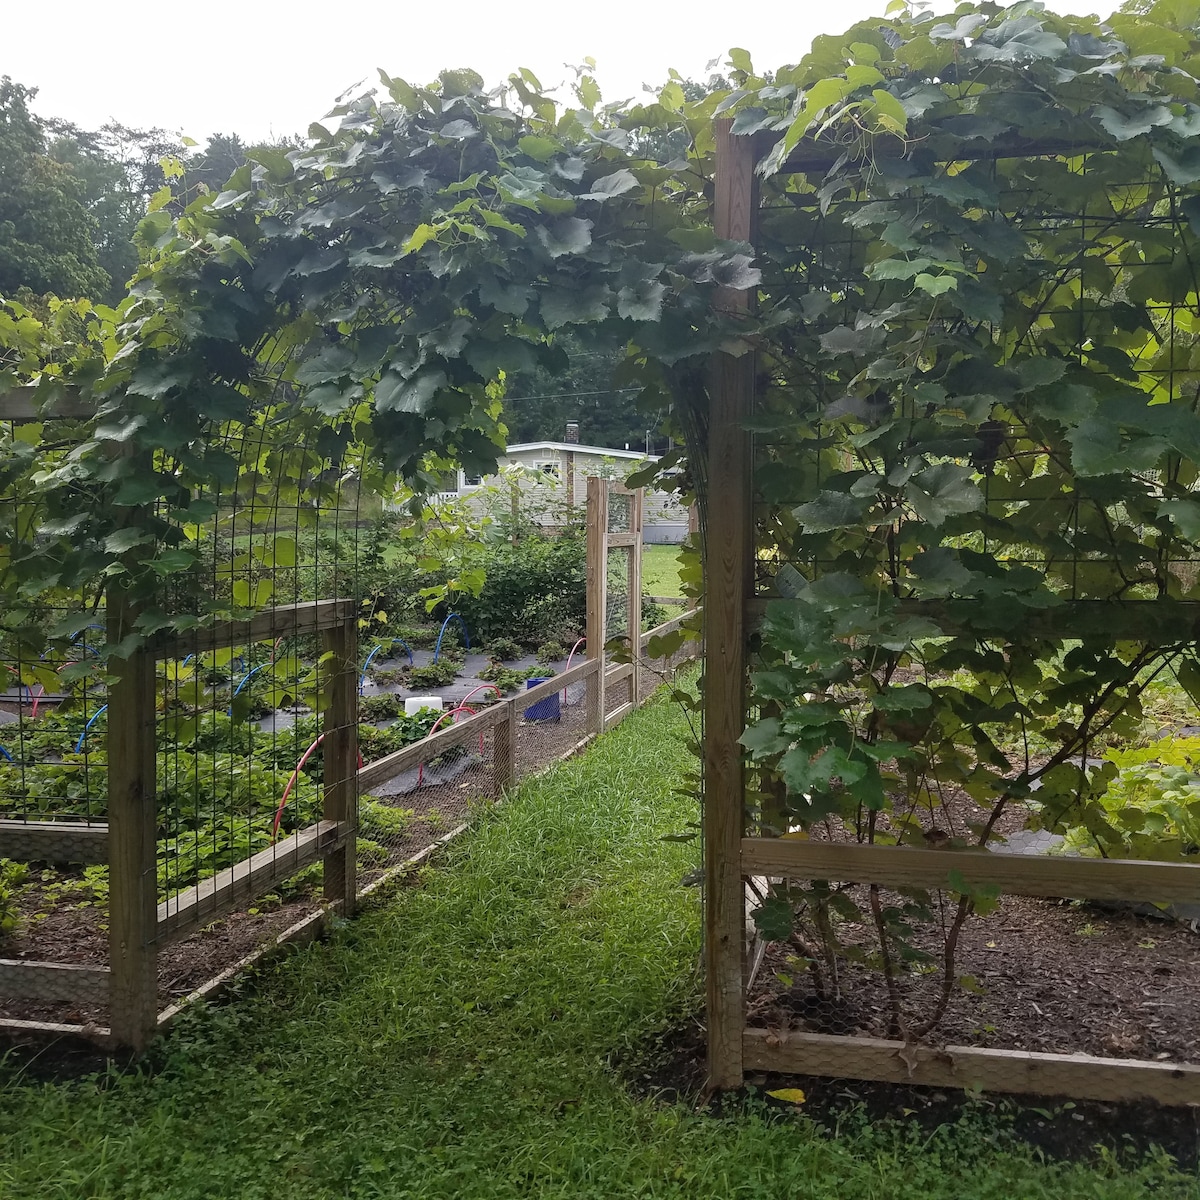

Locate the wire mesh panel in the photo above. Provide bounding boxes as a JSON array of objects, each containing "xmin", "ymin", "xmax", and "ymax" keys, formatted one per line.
[{"xmin": 729, "ymin": 127, "xmax": 1200, "ymax": 1099}]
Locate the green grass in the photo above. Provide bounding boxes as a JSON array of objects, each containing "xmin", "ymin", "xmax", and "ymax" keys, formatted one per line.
[
  {"xmin": 643, "ymin": 544, "xmax": 686, "ymax": 599},
  {"xmin": 1, "ymin": 694, "xmax": 1195, "ymax": 1198}
]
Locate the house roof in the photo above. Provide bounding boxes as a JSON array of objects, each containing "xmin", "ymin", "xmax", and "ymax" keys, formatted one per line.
[{"xmin": 503, "ymin": 441, "xmax": 656, "ymax": 461}]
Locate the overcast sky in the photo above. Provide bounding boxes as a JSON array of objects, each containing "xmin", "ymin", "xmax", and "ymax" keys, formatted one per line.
[{"xmin": 8, "ymin": 0, "xmax": 1098, "ymax": 143}]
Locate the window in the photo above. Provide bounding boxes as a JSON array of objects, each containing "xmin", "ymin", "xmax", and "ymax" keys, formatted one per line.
[
  {"xmin": 463, "ymin": 474, "xmax": 483, "ymax": 488},
  {"xmin": 536, "ymin": 461, "xmax": 560, "ymax": 479}
]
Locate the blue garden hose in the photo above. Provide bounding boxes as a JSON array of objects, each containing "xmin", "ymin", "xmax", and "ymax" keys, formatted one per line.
[
  {"xmin": 228, "ymin": 663, "xmax": 267, "ymax": 715},
  {"xmin": 0, "ymin": 746, "xmax": 11, "ymax": 762},
  {"xmin": 359, "ymin": 639, "xmax": 414, "ymax": 694},
  {"xmin": 433, "ymin": 614, "xmax": 470, "ymax": 664},
  {"xmin": 74, "ymin": 705, "xmax": 108, "ymax": 753}
]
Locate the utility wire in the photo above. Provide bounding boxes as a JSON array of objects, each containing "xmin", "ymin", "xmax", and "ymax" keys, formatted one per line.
[{"xmin": 503, "ymin": 387, "xmax": 640, "ymax": 403}]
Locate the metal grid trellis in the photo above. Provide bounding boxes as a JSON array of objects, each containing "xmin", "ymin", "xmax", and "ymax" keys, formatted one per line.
[{"xmin": 703, "ymin": 119, "xmax": 1200, "ymax": 1104}]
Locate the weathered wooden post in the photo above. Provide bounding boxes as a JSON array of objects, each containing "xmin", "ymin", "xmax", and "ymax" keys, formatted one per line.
[
  {"xmin": 322, "ymin": 614, "xmax": 358, "ymax": 914},
  {"xmin": 106, "ymin": 590, "xmax": 159, "ymax": 1051},
  {"xmin": 703, "ymin": 118, "xmax": 759, "ymax": 1091},
  {"xmin": 585, "ymin": 476, "xmax": 608, "ymax": 736}
]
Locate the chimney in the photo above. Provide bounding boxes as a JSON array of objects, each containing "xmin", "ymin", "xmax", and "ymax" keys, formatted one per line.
[{"xmin": 565, "ymin": 421, "xmax": 579, "ymax": 444}]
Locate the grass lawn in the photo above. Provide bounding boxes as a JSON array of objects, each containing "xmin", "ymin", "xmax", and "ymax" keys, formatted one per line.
[
  {"xmin": 642, "ymin": 543, "xmax": 686, "ymax": 599},
  {"xmin": 1, "ymin": 692, "xmax": 1195, "ymax": 1199}
]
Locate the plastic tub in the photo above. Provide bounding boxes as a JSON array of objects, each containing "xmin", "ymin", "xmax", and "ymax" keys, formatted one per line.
[
  {"xmin": 523, "ymin": 678, "xmax": 561, "ymax": 722},
  {"xmin": 405, "ymin": 696, "xmax": 443, "ymax": 717}
]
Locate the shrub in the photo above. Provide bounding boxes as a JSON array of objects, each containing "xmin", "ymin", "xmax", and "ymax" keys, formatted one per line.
[
  {"xmin": 445, "ymin": 534, "xmax": 585, "ymax": 643},
  {"xmin": 641, "ymin": 597, "xmax": 668, "ymax": 631}
]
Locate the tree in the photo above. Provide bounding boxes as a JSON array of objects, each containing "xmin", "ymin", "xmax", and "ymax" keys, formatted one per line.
[
  {"xmin": 48, "ymin": 121, "xmax": 185, "ymax": 304},
  {"xmin": 0, "ymin": 78, "xmax": 108, "ymax": 300}
]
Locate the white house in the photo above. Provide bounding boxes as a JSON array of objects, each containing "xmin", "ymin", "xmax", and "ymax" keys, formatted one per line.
[{"xmin": 435, "ymin": 427, "xmax": 691, "ymax": 544}]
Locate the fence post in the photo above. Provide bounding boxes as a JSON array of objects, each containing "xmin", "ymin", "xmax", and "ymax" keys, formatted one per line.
[
  {"xmin": 703, "ymin": 118, "xmax": 759, "ymax": 1091},
  {"xmin": 106, "ymin": 591, "xmax": 159, "ymax": 1051},
  {"xmin": 627, "ymin": 488, "xmax": 644, "ymax": 701},
  {"xmin": 585, "ymin": 476, "xmax": 608, "ymax": 736},
  {"xmin": 322, "ymin": 613, "xmax": 358, "ymax": 914},
  {"xmin": 493, "ymin": 698, "xmax": 518, "ymax": 800}
]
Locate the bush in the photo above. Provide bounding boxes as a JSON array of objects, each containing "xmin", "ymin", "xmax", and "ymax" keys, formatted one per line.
[
  {"xmin": 445, "ymin": 534, "xmax": 585, "ymax": 644},
  {"xmin": 641, "ymin": 597, "xmax": 668, "ymax": 631}
]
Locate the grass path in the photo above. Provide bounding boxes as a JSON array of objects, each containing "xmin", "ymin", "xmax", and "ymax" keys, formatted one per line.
[{"xmin": 1, "ymin": 694, "xmax": 1196, "ymax": 1198}]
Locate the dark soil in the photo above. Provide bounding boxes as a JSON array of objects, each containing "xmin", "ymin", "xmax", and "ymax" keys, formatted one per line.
[{"xmin": 747, "ymin": 889, "xmax": 1200, "ymax": 1062}]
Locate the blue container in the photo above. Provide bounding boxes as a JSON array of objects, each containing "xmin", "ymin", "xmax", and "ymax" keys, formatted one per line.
[{"xmin": 523, "ymin": 678, "xmax": 561, "ymax": 722}]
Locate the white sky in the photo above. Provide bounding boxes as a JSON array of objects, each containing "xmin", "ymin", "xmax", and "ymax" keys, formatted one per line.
[{"xmin": 7, "ymin": 0, "xmax": 1097, "ymax": 143}]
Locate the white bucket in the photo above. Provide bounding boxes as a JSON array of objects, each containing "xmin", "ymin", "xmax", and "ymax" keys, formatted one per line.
[{"xmin": 405, "ymin": 696, "xmax": 443, "ymax": 717}]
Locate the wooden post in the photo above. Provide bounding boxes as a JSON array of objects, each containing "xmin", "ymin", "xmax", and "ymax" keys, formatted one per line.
[
  {"xmin": 322, "ymin": 616, "xmax": 358, "ymax": 914},
  {"xmin": 585, "ymin": 476, "xmax": 608, "ymax": 735},
  {"xmin": 492, "ymin": 698, "xmax": 518, "ymax": 800},
  {"xmin": 627, "ymin": 489, "xmax": 644, "ymax": 702},
  {"xmin": 106, "ymin": 591, "xmax": 159, "ymax": 1052},
  {"xmin": 703, "ymin": 118, "xmax": 759, "ymax": 1091}
]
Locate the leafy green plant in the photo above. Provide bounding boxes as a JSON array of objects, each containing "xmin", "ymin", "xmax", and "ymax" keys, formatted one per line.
[
  {"xmin": 477, "ymin": 663, "xmax": 529, "ymax": 693},
  {"xmin": 0, "ymin": 858, "xmax": 28, "ymax": 938},
  {"xmin": 536, "ymin": 640, "xmax": 565, "ymax": 664},
  {"xmin": 409, "ymin": 661, "xmax": 459, "ymax": 689},
  {"xmin": 486, "ymin": 637, "xmax": 521, "ymax": 662},
  {"xmin": 359, "ymin": 693, "xmax": 402, "ymax": 724},
  {"xmin": 358, "ymin": 799, "xmax": 414, "ymax": 841},
  {"xmin": 1053, "ymin": 738, "xmax": 1200, "ymax": 861}
]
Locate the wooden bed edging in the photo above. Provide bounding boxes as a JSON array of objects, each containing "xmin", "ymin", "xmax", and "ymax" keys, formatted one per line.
[
  {"xmin": 0, "ymin": 820, "xmax": 108, "ymax": 865},
  {"xmin": 743, "ymin": 1028, "xmax": 1200, "ymax": 1106},
  {"xmin": 156, "ymin": 819, "xmax": 350, "ymax": 945},
  {"xmin": 0, "ymin": 960, "xmax": 110, "ymax": 1006},
  {"xmin": 741, "ymin": 838, "xmax": 1200, "ymax": 905}
]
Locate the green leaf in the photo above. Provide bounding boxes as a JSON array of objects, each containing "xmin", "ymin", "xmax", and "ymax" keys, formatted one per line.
[
  {"xmin": 540, "ymin": 284, "xmax": 611, "ymax": 329},
  {"xmin": 616, "ymin": 279, "xmax": 666, "ymax": 321},
  {"xmin": 913, "ymin": 273, "xmax": 957, "ymax": 296},
  {"xmin": 752, "ymin": 894, "xmax": 795, "ymax": 941},
  {"xmin": 375, "ymin": 369, "xmax": 446, "ymax": 413},
  {"xmin": 1160, "ymin": 499, "xmax": 1200, "ymax": 541},
  {"xmin": 517, "ymin": 135, "xmax": 558, "ymax": 162},
  {"xmin": 580, "ymin": 169, "xmax": 639, "ymax": 201},
  {"xmin": 536, "ymin": 217, "xmax": 593, "ymax": 258},
  {"xmin": 739, "ymin": 717, "xmax": 786, "ymax": 755},
  {"xmin": 1095, "ymin": 104, "xmax": 1173, "ymax": 141},
  {"xmin": 793, "ymin": 491, "xmax": 868, "ymax": 532},
  {"xmin": 905, "ymin": 464, "xmax": 982, "ymax": 527}
]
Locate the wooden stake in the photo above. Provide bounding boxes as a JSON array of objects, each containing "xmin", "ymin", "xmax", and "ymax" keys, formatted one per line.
[
  {"xmin": 322, "ymin": 617, "xmax": 358, "ymax": 914},
  {"xmin": 106, "ymin": 591, "xmax": 159, "ymax": 1052},
  {"xmin": 585, "ymin": 476, "xmax": 608, "ymax": 736},
  {"xmin": 703, "ymin": 118, "xmax": 759, "ymax": 1091}
]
